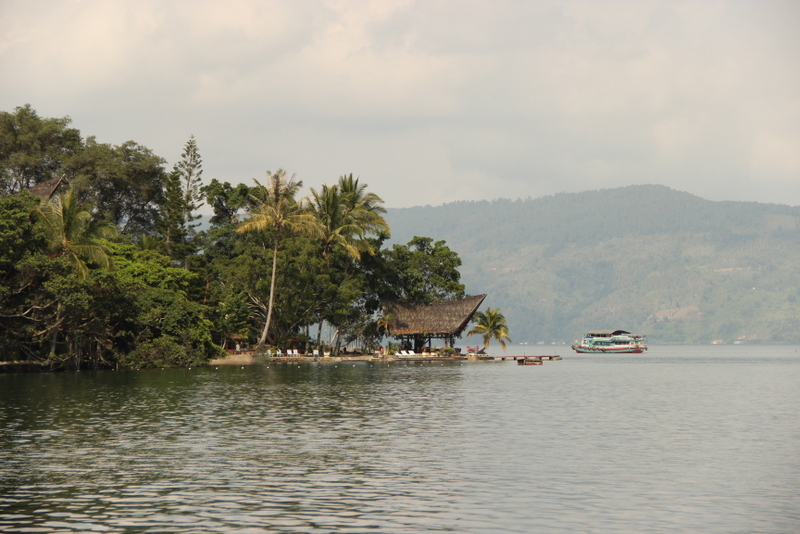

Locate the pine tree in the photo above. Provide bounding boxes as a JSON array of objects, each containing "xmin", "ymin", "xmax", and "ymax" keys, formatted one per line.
[
  {"xmin": 159, "ymin": 136, "xmax": 204, "ymax": 262},
  {"xmin": 176, "ymin": 135, "xmax": 203, "ymax": 238}
]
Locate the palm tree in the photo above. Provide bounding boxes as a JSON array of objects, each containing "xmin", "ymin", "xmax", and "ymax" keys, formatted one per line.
[
  {"xmin": 34, "ymin": 187, "xmax": 116, "ymax": 357},
  {"xmin": 35, "ymin": 187, "xmax": 116, "ymax": 280},
  {"xmin": 237, "ymin": 170, "xmax": 320, "ymax": 350},
  {"xmin": 307, "ymin": 184, "xmax": 361, "ymax": 260},
  {"xmin": 376, "ymin": 312, "xmax": 394, "ymax": 337},
  {"xmin": 336, "ymin": 173, "xmax": 389, "ymax": 257},
  {"xmin": 468, "ymin": 307, "xmax": 512, "ymax": 351},
  {"xmin": 306, "ymin": 175, "xmax": 390, "ymax": 353},
  {"xmin": 137, "ymin": 234, "xmax": 166, "ymax": 253},
  {"xmin": 307, "ymin": 174, "xmax": 390, "ymax": 261}
]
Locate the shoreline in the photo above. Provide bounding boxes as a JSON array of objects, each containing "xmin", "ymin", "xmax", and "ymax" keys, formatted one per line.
[
  {"xmin": 208, "ymin": 352, "xmax": 564, "ymax": 365},
  {"xmin": 209, "ymin": 353, "xmax": 473, "ymax": 365}
]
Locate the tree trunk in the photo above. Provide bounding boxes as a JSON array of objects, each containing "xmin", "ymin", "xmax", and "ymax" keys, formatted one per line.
[
  {"xmin": 257, "ymin": 238, "xmax": 279, "ymax": 350},
  {"xmin": 49, "ymin": 302, "xmax": 62, "ymax": 358}
]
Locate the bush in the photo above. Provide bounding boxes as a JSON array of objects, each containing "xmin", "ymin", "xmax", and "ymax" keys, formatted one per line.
[{"xmin": 121, "ymin": 336, "xmax": 211, "ymax": 369}]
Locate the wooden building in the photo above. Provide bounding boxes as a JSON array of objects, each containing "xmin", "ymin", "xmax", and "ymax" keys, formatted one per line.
[{"xmin": 384, "ymin": 294, "xmax": 487, "ymax": 352}]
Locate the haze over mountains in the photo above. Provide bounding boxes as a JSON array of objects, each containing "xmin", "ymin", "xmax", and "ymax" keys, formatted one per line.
[{"xmin": 385, "ymin": 185, "xmax": 800, "ymax": 345}]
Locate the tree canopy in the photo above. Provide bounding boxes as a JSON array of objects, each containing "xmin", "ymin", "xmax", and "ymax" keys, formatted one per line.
[{"xmin": 0, "ymin": 105, "xmax": 474, "ymax": 368}]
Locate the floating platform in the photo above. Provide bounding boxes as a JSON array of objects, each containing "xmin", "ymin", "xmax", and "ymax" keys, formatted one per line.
[{"xmin": 491, "ymin": 355, "xmax": 562, "ymax": 362}]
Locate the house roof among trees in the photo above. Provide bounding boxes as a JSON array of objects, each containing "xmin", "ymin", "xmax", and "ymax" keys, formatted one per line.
[
  {"xmin": 386, "ymin": 294, "xmax": 487, "ymax": 337},
  {"xmin": 27, "ymin": 175, "xmax": 69, "ymax": 200}
]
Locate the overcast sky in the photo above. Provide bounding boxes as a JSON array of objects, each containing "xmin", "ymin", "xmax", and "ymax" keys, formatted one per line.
[{"xmin": 2, "ymin": 0, "xmax": 799, "ymax": 208}]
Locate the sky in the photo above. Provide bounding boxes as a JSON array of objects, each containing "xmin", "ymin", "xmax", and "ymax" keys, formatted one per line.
[{"xmin": 2, "ymin": 0, "xmax": 799, "ymax": 208}]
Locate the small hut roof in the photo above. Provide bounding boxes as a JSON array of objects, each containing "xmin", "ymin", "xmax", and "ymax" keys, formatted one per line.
[
  {"xmin": 386, "ymin": 294, "xmax": 487, "ymax": 337},
  {"xmin": 27, "ymin": 175, "xmax": 69, "ymax": 200}
]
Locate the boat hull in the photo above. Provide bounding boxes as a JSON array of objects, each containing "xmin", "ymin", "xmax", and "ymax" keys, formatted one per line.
[{"xmin": 571, "ymin": 346, "xmax": 646, "ymax": 354}]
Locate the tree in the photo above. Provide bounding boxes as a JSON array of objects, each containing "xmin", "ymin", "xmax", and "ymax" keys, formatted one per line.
[
  {"xmin": 468, "ymin": 307, "xmax": 512, "ymax": 351},
  {"xmin": 202, "ymin": 179, "xmax": 253, "ymax": 227},
  {"xmin": 69, "ymin": 138, "xmax": 167, "ymax": 235},
  {"xmin": 0, "ymin": 104, "xmax": 82, "ymax": 194},
  {"xmin": 34, "ymin": 187, "xmax": 116, "ymax": 280},
  {"xmin": 107, "ymin": 242, "xmax": 222, "ymax": 368},
  {"xmin": 335, "ymin": 174, "xmax": 390, "ymax": 257},
  {"xmin": 376, "ymin": 312, "xmax": 394, "ymax": 337},
  {"xmin": 0, "ymin": 192, "xmax": 46, "ymax": 358},
  {"xmin": 305, "ymin": 175, "xmax": 389, "ymax": 353},
  {"xmin": 34, "ymin": 187, "xmax": 116, "ymax": 358},
  {"xmin": 159, "ymin": 136, "xmax": 205, "ymax": 261},
  {"xmin": 308, "ymin": 184, "xmax": 359, "ymax": 260},
  {"xmin": 0, "ymin": 192, "xmax": 42, "ymax": 272},
  {"xmin": 383, "ymin": 236, "xmax": 465, "ymax": 303},
  {"xmin": 307, "ymin": 174, "xmax": 389, "ymax": 260},
  {"xmin": 175, "ymin": 135, "xmax": 204, "ymax": 235},
  {"xmin": 236, "ymin": 170, "xmax": 320, "ymax": 349}
]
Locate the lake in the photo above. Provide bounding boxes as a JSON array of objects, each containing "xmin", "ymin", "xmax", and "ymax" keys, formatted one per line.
[{"xmin": 1, "ymin": 345, "xmax": 798, "ymax": 533}]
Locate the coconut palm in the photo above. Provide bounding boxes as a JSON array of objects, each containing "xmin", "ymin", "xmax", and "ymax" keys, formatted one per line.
[
  {"xmin": 307, "ymin": 174, "xmax": 389, "ymax": 261},
  {"xmin": 336, "ymin": 173, "xmax": 389, "ymax": 256},
  {"xmin": 35, "ymin": 187, "xmax": 116, "ymax": 279},
  {"xmin": 306, "ymin": 175, "xmax": 389, "ymax": 353},
  {"xmin": 237, "ymin": 170, "xmax": 320, "ymax": 350},
  {"xmin": 467, "ymin": 307, "xmax": 512, "ymax": 351},
  {"xmin": 35, "ymin": 187, "xmax": 116, "ymax": 357},
  {"xmin": 376, "ymin": 312, "xmax": 394, "ymax": 337},
  {"xmin": 136, "ymin": 234, "xmax": 167, "ymax": 253},
  {"xmin": 307, "ymin": 184, "xmax": 361, "ymax": 260}
]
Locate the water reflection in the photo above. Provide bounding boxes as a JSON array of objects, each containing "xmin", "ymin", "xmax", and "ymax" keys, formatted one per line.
[{"xmin": 1, "ymin": 350, "xmax": 799, "ymax": 533}]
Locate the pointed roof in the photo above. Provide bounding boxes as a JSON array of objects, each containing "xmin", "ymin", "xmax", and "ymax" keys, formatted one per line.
[
  {"xmin": 27, "ymin": 175, "xmax": 69, "ymax": 200},
  {"xmin": 385, "ymin": 294, "xmax": 487, "ymax": 337}
]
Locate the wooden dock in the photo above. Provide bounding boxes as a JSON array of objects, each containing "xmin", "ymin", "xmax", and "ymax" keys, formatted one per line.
[{"xmin": 514, "ymin": 355, "xmax": 562, "ymax": 365}]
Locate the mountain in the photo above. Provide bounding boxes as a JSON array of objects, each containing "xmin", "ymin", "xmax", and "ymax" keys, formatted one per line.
[{"xmin": 385, "ymin": 185, "xmax": 800, "ymax": 345}]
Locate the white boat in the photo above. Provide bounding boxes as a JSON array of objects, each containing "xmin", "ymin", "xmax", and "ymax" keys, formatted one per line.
[{"xmin": 571, "ymin": 330, "xmax": 647, "ymax": 354}]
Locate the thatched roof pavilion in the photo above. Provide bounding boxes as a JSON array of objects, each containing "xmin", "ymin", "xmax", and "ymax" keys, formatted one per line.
[{"xmin": 385, "ymin": 294, "xmax": 487, "ymax": 352}]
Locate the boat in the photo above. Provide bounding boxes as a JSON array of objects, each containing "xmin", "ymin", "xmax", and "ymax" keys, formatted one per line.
[{"xmin": 571, "ymin": 330, "xmax": 647, "ymax": 353}]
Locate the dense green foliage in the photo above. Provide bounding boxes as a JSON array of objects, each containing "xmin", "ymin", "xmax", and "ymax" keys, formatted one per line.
[
  {"xmin": 0, "ymin": 105, "xmax": 467, "ymax": 369},
  {"xmin": 386, "ymin": 185, "xmax": 800, "ymax": 344}
]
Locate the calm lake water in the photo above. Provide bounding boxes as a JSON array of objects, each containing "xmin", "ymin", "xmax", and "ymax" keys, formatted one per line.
[{"xmin": 1, "ymin": 345, "xmax": 798, "ymax": 533}]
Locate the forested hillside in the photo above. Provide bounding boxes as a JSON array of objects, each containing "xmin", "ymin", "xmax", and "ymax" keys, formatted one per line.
[{"xmin": 386, "ymin": 185, "xmax": 800, "ymax": 344}]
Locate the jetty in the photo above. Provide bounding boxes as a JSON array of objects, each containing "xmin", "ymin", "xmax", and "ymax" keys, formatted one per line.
[{"xmin": 515, "ymin": 355, "xmax": 562, "ymax": 365}]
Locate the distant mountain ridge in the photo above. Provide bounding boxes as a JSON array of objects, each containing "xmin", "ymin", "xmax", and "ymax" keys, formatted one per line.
[{"xmin": 385, "ymin": 185, "xmax": 800, "ymax": 345}]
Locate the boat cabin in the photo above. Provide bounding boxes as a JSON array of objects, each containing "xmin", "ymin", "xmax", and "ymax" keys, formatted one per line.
[{"xmin": 584, "ymin": 329, "xmax": 632, "ymax": 338}]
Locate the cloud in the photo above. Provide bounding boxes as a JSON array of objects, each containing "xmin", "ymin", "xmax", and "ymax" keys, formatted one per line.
[{"xmin": 1, "ymin": 0, "xmax": 798, "ymax": 207}]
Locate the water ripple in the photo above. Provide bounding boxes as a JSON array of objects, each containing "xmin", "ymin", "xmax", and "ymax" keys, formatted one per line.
[{"xmin": 1, "ymin": 350, "xmax": 799, "ymax": 533}]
